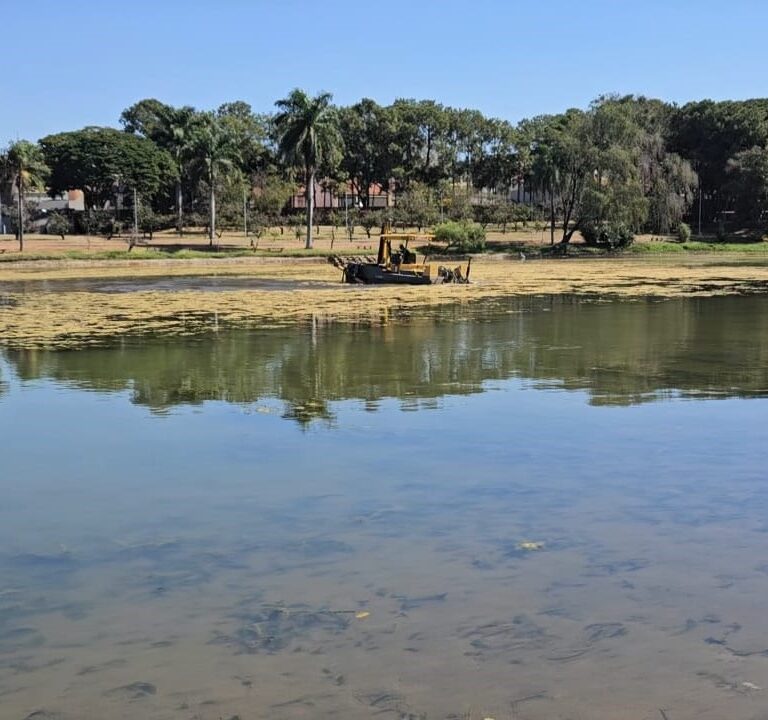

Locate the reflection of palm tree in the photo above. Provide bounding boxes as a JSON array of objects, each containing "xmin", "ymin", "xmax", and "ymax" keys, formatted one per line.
[
  {"xmin": 7, "ymin": 141, "xmax": 48, "ymax": 252},
  {"xmin": 274, "ymin": 89, "xmax": 341, "ymax": 249}
]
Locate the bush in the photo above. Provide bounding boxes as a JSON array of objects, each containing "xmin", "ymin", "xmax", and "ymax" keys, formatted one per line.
[
  {"xmin": 580, "ymin": 222, "xmax": 634, "ymax": 249},
  {"xmin": 79, "ymin": 209, "xmax": 117, "ymax": 237},
  {"xmin": 676, "ymin": 222, "xmax": 692, "ymax": 243},
  {"xmin": 138, "ymin": 207, "xmax": 175, "ymax": 240},
  {"xmin": 433, "ymin": 221, "xmax": 486, "ymax": 252},
  {"xmin": 360, "ymin": 210, "xmax": 384, "ymax": 238},
  {"xmin": 46, "ymin": 212, "xmax": 71, "ymax": 240}
]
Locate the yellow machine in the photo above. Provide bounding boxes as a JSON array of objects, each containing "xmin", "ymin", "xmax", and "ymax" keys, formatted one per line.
[
  {"xmin": 333, "ymin": 231, "xmax": 471, "ymax": 285},
  {"xmin": 377, "ymin": 233, "xmax": 432, "ymax": 278}
]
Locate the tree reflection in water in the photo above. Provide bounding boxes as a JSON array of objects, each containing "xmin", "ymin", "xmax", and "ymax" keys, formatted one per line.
[{"xmin": 5, "ymin": 294, "xmax": 768, "ymax": 424}]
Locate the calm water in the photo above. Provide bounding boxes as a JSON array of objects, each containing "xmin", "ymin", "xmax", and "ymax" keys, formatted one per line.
[{"xmin": 1, "ymin": 295, "xmax": 768, "ymax": 720}]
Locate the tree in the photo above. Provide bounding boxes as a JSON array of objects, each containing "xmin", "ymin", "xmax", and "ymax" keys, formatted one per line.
[
  {"xmin": 190, "ymin": 113, "xmax": 240, "ymax": 244},
  {"xmin": 527, "ymin": 101, "xmax": 651, "ymax": 245},
  {"xmin": 669, "ymin": 99, "xmax": 768, "ymax": 223},
  {"xmin": 394, "ymin": 182, "xmax": 438, "ymax": 230},
  {"xmin": 337, "ymin": 99, "xmax": 398, "ymax": 206},
  {"xmin": 274, "ymin": 89, "xmax": 342, "ymax": 249},
  {"xmin": 360, "ymin": 210, "xmax": 384, "ymax": 238},
  {"xmin": 250, "ymin": 171, "xmax": 296, "ymax": 225},
  {"xmin": 41, "ymin": 128, "xmax": 175, "ymax": 211},
  {"xmin": 727, "ymin": 146, "xmax": 768, "ymax": 226},
  {"xmin": 6, "ymin": 141, "xmax": 48, "ymax": 251},
  {"xmin": 121, "ymin": 100, "xmax": 201, "ymax": 235},
  {"xmin": 120, "ymin": 98, "xmax": 172, "ymax": 138},
  {"xmin": 47, "ymin": 212, "xmax": 70, "ymax": 240}
]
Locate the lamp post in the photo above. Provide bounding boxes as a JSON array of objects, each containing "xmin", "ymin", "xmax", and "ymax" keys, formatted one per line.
[
  {"xmin": 243, "ymin": 187, "xmax": 248, "ymax": 239},
  {"xmin": 698, "ymin": 181, "xmax": 703, "ymax": 237},
  {"xmin": 133, "ymin": 187, "xmax": 139, "ymax": 239}
]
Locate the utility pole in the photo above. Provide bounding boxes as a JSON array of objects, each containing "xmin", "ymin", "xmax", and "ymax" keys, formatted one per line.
[
  {"xmin": 17, "ymin": 173, "xmax": 24, "ymax": 252},
  {"xmin": 133, "ymin": 187, "xmax": 139, "ymax": 239},
  {"xmin": 344, "ymin": 192, "xmax": 349, "ymax": 240},
  {"xmin": 243, "ymin": 187, "xmax": 248, "ymax": 239},
  {"xmin": 698, "ymin": 182, "xmax": 703, "ymax": 236}
]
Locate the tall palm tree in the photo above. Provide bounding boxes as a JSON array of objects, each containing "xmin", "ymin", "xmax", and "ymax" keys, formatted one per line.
[
  {"xmin": 161, "ymin": 106, "xmax": 197, "ymax": 236},
  {"xmin": 7, "ymin": 141, "xmax": 48, "ymax": 252},
  {"xmin": 192, "ymin": 113, "xmax": 239, "ymax": 245},
  {"xmin": 274, "ymin": 90, "xmax": 341, "ymax": 249}
]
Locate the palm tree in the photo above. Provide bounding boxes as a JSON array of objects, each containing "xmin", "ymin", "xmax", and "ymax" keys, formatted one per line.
[
  {"xmin": 161, "ymin": 106, "xmax": 197, "ymax": 236},
  {"xmin": 191, "ymin": 113, "xmax": 239, "ymax": 245},
  {"xmin": 7, "ymin": 141, "xmax": 48, "ymax": 252},
  {"xmin": 274, "ymin": 90, "xmax": 341, "ymax": 249}
]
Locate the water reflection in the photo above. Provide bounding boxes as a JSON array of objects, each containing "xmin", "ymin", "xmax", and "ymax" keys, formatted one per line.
[
  {"xmin": 4, "ymin": 295, "xmax": 768, "ymax": 421},
  {"xmin": 2, "ymin": 295, "xmax": 768, "ymax": 720}
]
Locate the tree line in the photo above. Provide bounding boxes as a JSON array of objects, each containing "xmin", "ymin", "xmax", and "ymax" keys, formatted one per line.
[{"xmin": 1, "ymin": 91, "xmax": 768, "ymax": 250}]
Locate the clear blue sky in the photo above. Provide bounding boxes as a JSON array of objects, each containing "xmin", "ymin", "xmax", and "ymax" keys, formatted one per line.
[{"xmin": 3, "ymin": 0, "xmax": 767, "ymax": 144}]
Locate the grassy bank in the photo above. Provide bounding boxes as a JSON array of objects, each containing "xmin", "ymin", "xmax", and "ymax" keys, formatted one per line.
[
  {"xmin": 2, "ymin": 225, "xmax": 766, "ymax": 263},
  {"xmin": 630, "ymin": 240, "xmax": 768, "ymax": 254},
  {"xmin": 0, "ymin": 247, "xmax": 335, "ymax": 263}
]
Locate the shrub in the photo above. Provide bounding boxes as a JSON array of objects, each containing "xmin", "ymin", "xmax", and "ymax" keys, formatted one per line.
[
  {"xmin": 138, "ymin": 207, "xmax": 175, "ymax": 240},
  {"xmin": 580, "ymin": 222, "xmax": 634, "ymax": 249},
  {"xmin": 676, "ymin": 222, "xmax": 692, "ymax": 243},
  {"xmin": 46, "ymin": 212, "xmax": 71, "ymax": 240},
  {"xmin": 433, "ymin": 221, "xmax": 486, "ymax": 252},
  {"xmin": 360, "ymin": 210, "xmax": 384, "ymax": 238},
  {"xmin": 79, "ymin": 209, "xmax": 117, "ymax": 237}
]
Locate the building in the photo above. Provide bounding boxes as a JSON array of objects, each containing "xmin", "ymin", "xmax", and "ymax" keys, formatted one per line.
[{"xmin": 290, "ymin": 180, "xmax": 394, "ymax": 211}]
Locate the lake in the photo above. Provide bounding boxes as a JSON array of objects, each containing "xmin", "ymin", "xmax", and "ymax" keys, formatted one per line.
[{"xmin": 1, "ymin": 294, "xmax": 767, "ymax": 720}]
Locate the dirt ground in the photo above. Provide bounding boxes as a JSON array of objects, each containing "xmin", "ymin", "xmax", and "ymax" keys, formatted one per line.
[{"xmin": 0, "ymin": 225, "xmax": 589, "ymax": 256}]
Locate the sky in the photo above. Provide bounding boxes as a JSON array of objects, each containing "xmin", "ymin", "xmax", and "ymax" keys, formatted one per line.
[{"xmin": 2, "ymin": 0, "xmax": 768, "ymax": 144}]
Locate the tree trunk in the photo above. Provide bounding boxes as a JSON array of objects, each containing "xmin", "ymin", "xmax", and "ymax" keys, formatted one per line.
[
  {"xmin": 176, "ymin": 180, "xmax": 183, "ymax": 236},
  {"xmin": 17, "ymin": 173, "xmax": 24, "ymax": 252},
  {"xmin": 305, "ymin": 168, "xmax": 314, "ymax": 250},
  {"xmin": 209, "ymin": 176, "xmax": 216, "ymax": 246},
  {"xmin": 549, "ymin": 186, "xmax": 555, "ymax": 245}
]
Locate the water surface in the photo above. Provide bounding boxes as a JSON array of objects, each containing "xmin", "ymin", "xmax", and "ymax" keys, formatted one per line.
[{"xmin": 1, "ymin": 295, "xmax": 767, "ymax": 720}]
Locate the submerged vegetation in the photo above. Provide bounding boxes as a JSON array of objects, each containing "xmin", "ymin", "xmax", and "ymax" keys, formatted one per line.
[{"xmin": 1, "ymin": 256, "xmax": 768, "ymax": 349}]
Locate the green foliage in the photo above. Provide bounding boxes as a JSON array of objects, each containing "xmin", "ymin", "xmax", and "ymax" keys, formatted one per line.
[
  {"xmin": 250, "ymin": 172, "xmax": 296, "ymax": 220},
  {"xmin": 433, "ymin": 220, "xmax": 486, "ymax": 252},
  {"xmin": 46, "ymin": 212, "xmax": 70, "ymax": 240},
  {"xmin": 5, "ymin": 202, "xmax": 36, "ymax": 234},
  {"xmin": 360, "ymin": 210, "xmax": 384, "ymax": 237},
  {"xmin": 16, "ymin": 92, "xmax": 768, "ymax": 247},
  {"xmin": 580, "ymin": 222, "xmax": 634, "ymax": 249},
  {"xmin": 337, "ymin": 99, "xmax": 399, "ymax": 206},
  {"xmin": 394, "ymin": 182, "xmax": 438, "ymax": 230},
  {"xmin": 137, "ymin": 205, "xmax": 174, "ymax": 239},
  {"xmin": 7, "ymin": 140, "xmax": 49, "ymax": 194},
  {"xmin": 80, "ymin": 209, "xmax": 117, "ymax": 237},
  {"xmin": 41, "ymin": 127, "xmax": 176, "ymax": 209},
  {"xmin": 726, "ymin": 145, "xmax": 768, "ymax": 226},
  {"xmin": 677, "ymin": 222, "xmax": 692, "ymax": 243},
  {"xmin": 274, "ymin": 89, "xmax": 342, "ymax": 248},
  {"xmin": 445, "ymin": 192, "xmax": 472, "ymax": 221}
]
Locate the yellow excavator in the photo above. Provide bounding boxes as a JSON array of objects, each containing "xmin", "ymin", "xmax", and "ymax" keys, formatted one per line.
[{"xmin": 330, "ymin": 232, "xmax": 471, "ymax": 285}]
